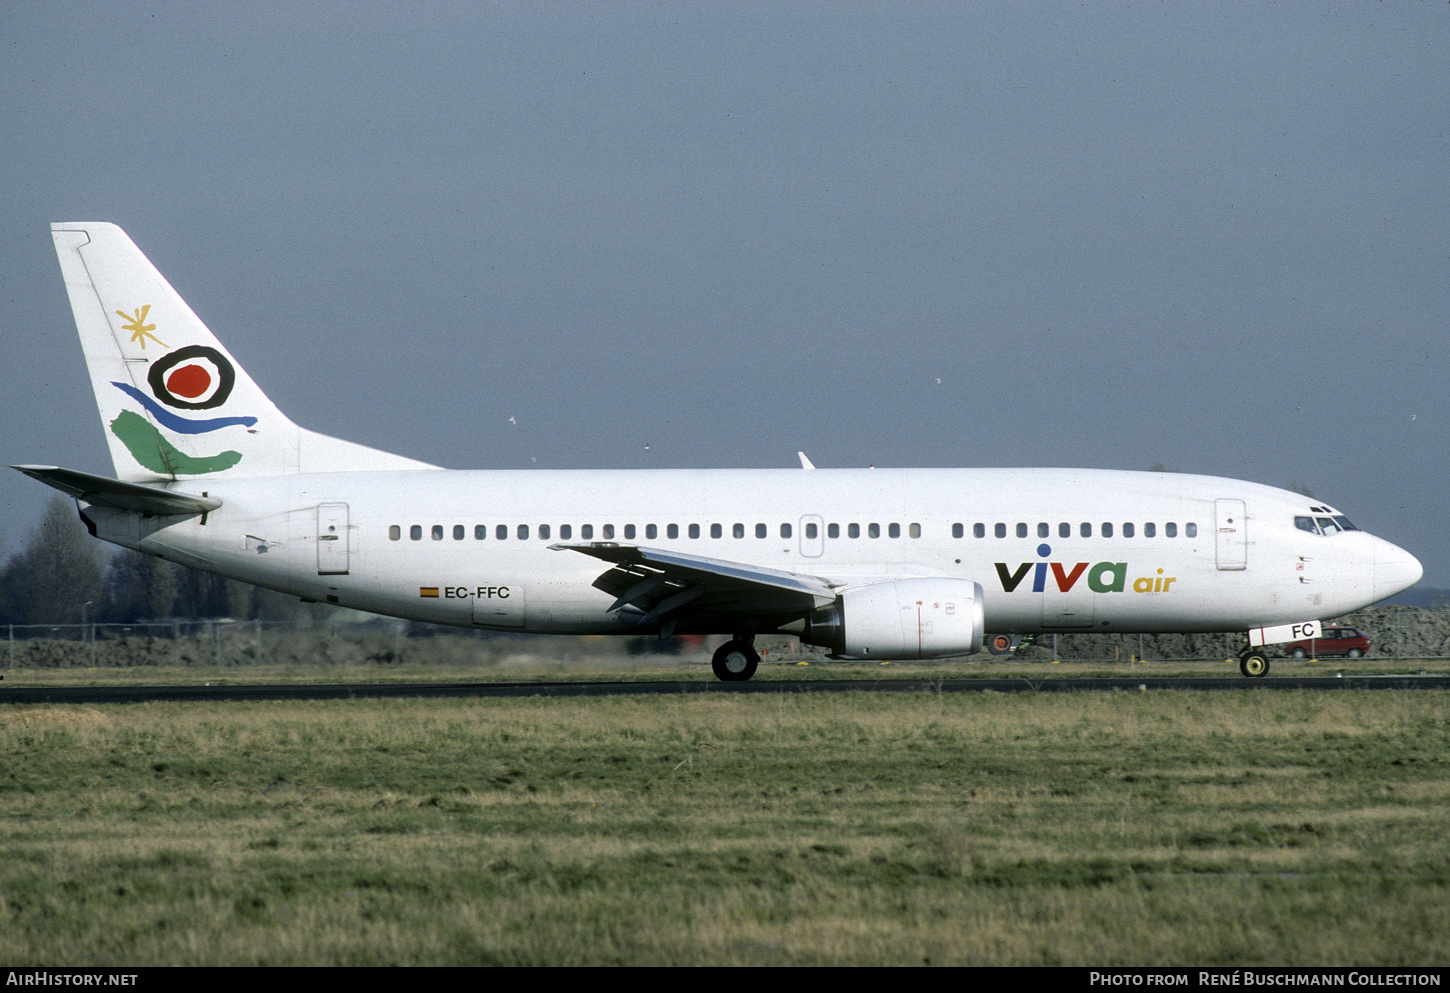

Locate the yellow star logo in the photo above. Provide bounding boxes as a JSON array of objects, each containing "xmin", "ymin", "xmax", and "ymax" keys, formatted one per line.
[{"xmin": 116, "ymin": 305, "xmax": 167, "ymax": 349}]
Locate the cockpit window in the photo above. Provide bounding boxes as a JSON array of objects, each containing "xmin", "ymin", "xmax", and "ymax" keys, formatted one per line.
[{"xmin": 1298, "ymin": 515, "xmax": 1360, "ymax": 535}]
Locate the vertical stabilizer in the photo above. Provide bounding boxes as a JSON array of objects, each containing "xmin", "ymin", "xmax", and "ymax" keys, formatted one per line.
[{"xmin": 50, "ymin": 223, "xmax": 436, "ymax": 481}]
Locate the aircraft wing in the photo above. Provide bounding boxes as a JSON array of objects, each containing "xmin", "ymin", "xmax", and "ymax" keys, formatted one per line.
[
  {"xmin": 11, "ymin": 465, "xmax": 221, "ymax": 517},
  {"xmin": 550, "ymin": 542, "xmax": 839, "ymax": 633}
]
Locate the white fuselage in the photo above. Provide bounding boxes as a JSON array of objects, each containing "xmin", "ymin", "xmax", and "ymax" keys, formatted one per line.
[
  {"xmin": 37, "ymin": 222, "xmax": 1426, "ymax": 675},
  {"xmin": 83, "ymin": 466, "xmax": 1421, "ymax": 639}
]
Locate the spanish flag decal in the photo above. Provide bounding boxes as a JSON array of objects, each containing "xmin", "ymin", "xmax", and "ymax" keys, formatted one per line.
[{"xmin": 419, "ymin": 587, "xmax": 439, "ymax": 598}]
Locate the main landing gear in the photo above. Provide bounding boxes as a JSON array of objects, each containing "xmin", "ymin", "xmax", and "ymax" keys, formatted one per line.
[
  {"xmin": 712, "ymin": 638, "xmax": 760, "ymax": 681},
  {"xmin": 1238, "ymin": 649, "xmax": 1270, "ymax": 678}
]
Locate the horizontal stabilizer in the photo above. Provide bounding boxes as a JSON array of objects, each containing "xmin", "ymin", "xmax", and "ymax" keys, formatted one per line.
[{"xmin": 11, "ymin": 465, "xmax": 221, "ymax": 517}]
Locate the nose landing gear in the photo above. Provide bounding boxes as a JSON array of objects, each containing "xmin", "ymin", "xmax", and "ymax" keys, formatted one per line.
[{"xmin": 1239, "ymin": 650, "xmax": 1270, "ymax": 678}]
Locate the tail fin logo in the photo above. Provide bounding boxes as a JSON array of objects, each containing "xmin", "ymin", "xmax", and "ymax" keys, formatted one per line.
[
  {"xmin": 106, "ymin": 326, "xmax": 255, "ymax": 475},
  {"xmin": 116, "ymin": 305, "xmax": 167, "ymax": 349},
  {"xmin": 147, "ymin": 345, "xmax": 236, "ymax": 409},
  {"xmin": 109, "ymin": 341, "xmax": 256, "ymax": 433}
]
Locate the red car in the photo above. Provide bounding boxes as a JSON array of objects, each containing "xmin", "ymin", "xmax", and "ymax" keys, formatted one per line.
[{"xmin": 1283, "ymin": 625, "xmax": 1370, "ymax": 659}]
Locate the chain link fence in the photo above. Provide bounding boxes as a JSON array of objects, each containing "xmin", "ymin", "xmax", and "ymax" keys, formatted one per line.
[
  {"xmin": 1007, "ymin": 605, "xmax": 1450, "ymax": 662},
  {"xmin": 5, "ymin": 605, "xmax": 1449, "ymax": 668},
  {"xmin": 2, "ymin": 617, "xmax": 468, "ymax": 669}
]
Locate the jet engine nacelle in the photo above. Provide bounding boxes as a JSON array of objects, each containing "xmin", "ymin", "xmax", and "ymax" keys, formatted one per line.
[{"xmin": 803, "ymin": 578, "xmax": 985, "ymax": 659}]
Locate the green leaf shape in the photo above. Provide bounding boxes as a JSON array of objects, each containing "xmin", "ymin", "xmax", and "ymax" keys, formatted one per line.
[{"xmin": 110, "ymin": 410, "xmax": 243, "ymax": 476}]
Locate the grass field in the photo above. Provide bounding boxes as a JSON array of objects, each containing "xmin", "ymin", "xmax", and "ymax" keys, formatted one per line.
[{"xmin": 2, "ymin": 680, "xmax": 1448, "ymax": 966}]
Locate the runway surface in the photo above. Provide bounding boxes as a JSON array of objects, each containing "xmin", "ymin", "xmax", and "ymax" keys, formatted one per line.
[{"xmin": 4, "ymin": 673, "xmax": 1449, "ymax": 705}]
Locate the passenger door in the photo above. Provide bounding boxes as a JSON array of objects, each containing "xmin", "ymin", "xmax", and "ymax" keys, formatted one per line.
[
  {"xmin": 1215, "ymin": 499, "xmax": 1247, "ymax": 571},
  {"xmin": 316, "ymin": 503, "xmax": 350, "ymax": 575}
]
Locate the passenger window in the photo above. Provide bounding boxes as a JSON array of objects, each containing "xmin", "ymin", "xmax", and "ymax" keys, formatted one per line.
[
  {"xmin": 805, "ymin": 523, "xmax": 817, "ymax": 539},
  {"xmin": 781, "ymin": 523, "xmax": 792, "ymax": 539},
  {"xmin": 517, "ymin": 524, "xmax": 529, "ymax": 540},
  {"xmin": 909, "ymin": 523, "xmax": 920, "ymax": 538},
  {"xmin": 848, "ymin": 523, "xmax": 861, "ymax": 538},
  {"xmin": 1038, "ymin": 523, "xmax": 1049, "ymax": 538},
  {"xmin": 1059, "ymin": 523, "xmax": 1070, "ymax": 538},
  {"xmin": 734, "ymin": 523, "xmax": 745, "ymax": 539},
  {"xmin": 496, "ymin": 524, "xmax": 507, "ymax": 541},
  {"xmin": 889, "ymin": 523, "xmax": 901, "ymax": 538},
  {"xmin": 581, "ymin": 524, "xmax": 594, "ymax": 540},
  {"xmin": 411, "ymin": 525, "xmax": 422, "ymax": 541},
  {"xmin": 389, "ymin": 525, "xmax": 400, "ymax": 541},
  {"xmin": 623, "ymin": 524, "xmax": 634, "ymax": 540},
  {"xmin": 973, "ymin": 523, "xmax": 985, "ymax": 539},
  {"xmin": 1080, "ymin": 523, "xmax": 1091, "ymax": 538},
  {"xmin": 1102, "ymin": 522, "xmax": 1113, "ymax": 538},
  {"xmin": 540, "ymin": 524, "xmax": 551, "ymax": 540},
  {"xmin": 646, "ymin": 524, "xmax": 657, "ymax": 539},
  {"xmin": 828, "ymin": 524, "xmax": 840, "ymax": 539},
  {"xmin": 667, "ymin": 524, "xmax": 678, "ymax": 539},
  {"xmin": 952, "ymin": 523, "xmax": 964, "ymax": 539},
  {"xmin": 1165, "ymin": 522, "xmax": 1177, "ymax": 538},
  {"xmin": 1144, "ymin": 523, "xmax": 1156, "ymax": 538},
  {"xmin": 1016, "ymin": 523, "xmax": 1028, "ymax": 538},
  {"xmin": 755, "ymin": 523, "xmax": 766, "ymax": 538},
  {"xmin": 711, "ymin": 523, "xmax": 723, "ymax": 539},
  {"xmin": 560, "ymin": 524, "xmax": 572, "ymax": 540},
  {"xmin": 602, "ymin": 524, "xmax": 614, "ymax": 539},
  {"xmin": 475, "ymin": 525, "xmax": 486, "ymax": 540},
  {"xmin": 453, "ymin": 525, "xmax": 465, "ymax": 540},
  {"xmin": 1185, "ymin": 522, "xmax": 1197, "ymax": 538},
  {"xmin": 994, "ymin": 523, "xmax": 1006, "ymax": 538},
  {"xmin": 689, "ymin": 524, "xmax": 700, "ymax": 539},
  {"xmin": 1122, "ymin": 523, "xmax": 1134, "ymax": 538},
  {"xmin": 432, "ymin": 525, "xmax": 444, "ymax": 541}
]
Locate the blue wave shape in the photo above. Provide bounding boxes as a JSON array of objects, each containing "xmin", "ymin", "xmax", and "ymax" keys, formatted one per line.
[{"xmin": 112, "ymin": 382, "xmax": 259, "ymax": 434}]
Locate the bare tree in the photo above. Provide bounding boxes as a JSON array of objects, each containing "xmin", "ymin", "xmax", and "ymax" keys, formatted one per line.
[
  {"xmin": 0, "ymin": 497, "xmax": 106, "ymax": 625},
  {"xmin": 224, "ymin": 578, "xmax": 255, "ymax": 620},
  {"xmin": 145, "ymin": 556, "xmax": 178, "ymax": 620}
]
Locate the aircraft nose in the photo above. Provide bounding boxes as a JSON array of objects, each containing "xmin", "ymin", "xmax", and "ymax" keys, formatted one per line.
[{"xmin": 1374, "ymin": 539, "xmax": 1423, "ymax": 602}]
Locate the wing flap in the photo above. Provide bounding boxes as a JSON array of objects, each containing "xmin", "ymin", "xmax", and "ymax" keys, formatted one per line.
[
  {"xmin": 551, "ymin": 542, "xmax": 839, "ymax": 631},
  {"xmin": 554, "ymin": 542, "xmax": 837, "ymax": 602}
]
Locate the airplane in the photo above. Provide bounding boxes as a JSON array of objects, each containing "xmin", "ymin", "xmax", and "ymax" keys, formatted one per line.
[{"xmin": 15, "ymin": 222, "xmax": 1423, "ymax": 680}]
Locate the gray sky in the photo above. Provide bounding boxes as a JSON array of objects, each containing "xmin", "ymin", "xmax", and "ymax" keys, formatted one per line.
[{"xmin": 3, "ymin": 2, "xmax": 1447, "ymax": 586}]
